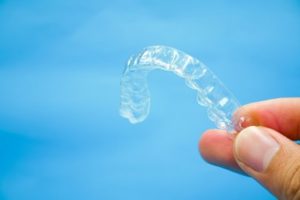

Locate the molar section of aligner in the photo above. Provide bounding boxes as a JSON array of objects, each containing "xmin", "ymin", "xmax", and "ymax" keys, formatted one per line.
[
  {"xmin": 120, "ymin": 100, "xmax": 150, "ymax": 124},
  {"xmin": 221, "ymin": 98, "xmax": 240, "ymax": 120},
  {"xmin": 120, "ymin": 69, "xmax": 151, "ymax": 124},
  {"xmin": 205, "ymin": 82, "xmax": 230, "ymax": 107},
  {"xmin": 205, "ymin": 82, "xmax": 239, "ymax": 115},
  {"xmin": 182, "ymin": 62, "xmax": 208, "ymax": 91},
  {"xmin": 207, "ymin": 106, "xmax": 230, "ymax": 130},
  {"xmin": 187, "ymin": 69, "xmax": 229, "ymax": 108},
  {"xmin": 206, "ymin": 91, "xmax": 240, "ymax": 130},
  {"xmin": 120, "ymin": 80, "xmax": 150, "ymax": 123},
  {"xmin": 185, "ymin": 68, "xmax": 215, "ymax": 93},
  {"xmin": 196, "ymin": 91, "xmax": 213, "ymax": 107},
  {"xmin": 126, "ymin": 93, "xmax": 150, "ymax": 123}
]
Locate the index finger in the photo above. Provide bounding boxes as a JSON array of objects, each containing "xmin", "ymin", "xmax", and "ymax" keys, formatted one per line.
[{"xmin": 233, "ymin": 98, "xmax": 300, "ymax": 140}]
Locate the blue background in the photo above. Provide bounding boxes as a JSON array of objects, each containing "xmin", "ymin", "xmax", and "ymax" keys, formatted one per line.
[{"xmin": 0, "ymin": 0, "xmax": 300, "ymax": 199}]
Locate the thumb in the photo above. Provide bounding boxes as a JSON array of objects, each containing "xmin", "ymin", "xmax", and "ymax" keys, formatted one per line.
[{"xmin": 234, "ymin": 126, "xmax": 300, "ymax": 199}]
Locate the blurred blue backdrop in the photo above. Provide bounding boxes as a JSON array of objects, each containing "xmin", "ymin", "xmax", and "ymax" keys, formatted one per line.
[{"xmin": 0, "ymin": 0, "xmax": 300, "ymax": 199}]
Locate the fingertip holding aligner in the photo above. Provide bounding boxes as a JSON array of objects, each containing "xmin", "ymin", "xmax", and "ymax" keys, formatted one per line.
[
  {"xmin": 232, "ymin": 113, "xmax": 253, "ymax": 133},
  {"xmin": 120, "ymin": 45, "xmax": 241, "ymax": 133}
]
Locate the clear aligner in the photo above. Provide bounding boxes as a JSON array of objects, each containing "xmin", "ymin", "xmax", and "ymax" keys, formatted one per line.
[{"xmin": 120, "ymin": 45, "xmax": 241, "ymax": 132}]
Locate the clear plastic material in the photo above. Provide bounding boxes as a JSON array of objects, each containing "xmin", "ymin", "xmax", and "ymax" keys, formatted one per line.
[{"xmin": 120, "ymin": 45, "xmax": 241, "ymax": 132}]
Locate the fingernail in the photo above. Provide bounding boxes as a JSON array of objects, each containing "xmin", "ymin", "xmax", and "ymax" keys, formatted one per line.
[{"xmin": 234, "ymin": 126, "xmax": 280, "ymax": 172}]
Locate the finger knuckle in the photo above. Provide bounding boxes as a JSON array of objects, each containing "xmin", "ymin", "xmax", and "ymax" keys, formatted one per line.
[{"xmin": 283, "ymin": 163, "xmax": 300, "ymax": 200}]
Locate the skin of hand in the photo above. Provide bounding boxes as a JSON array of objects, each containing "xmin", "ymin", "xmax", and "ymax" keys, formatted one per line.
[{"xmin": 199, "ymin": 98, "xmax": 300, "ymax": 200}]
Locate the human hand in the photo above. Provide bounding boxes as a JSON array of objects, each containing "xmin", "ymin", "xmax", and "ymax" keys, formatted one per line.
[{"xmin": 199, "ymin": 98, "xmax": 300, "ymax": 200}]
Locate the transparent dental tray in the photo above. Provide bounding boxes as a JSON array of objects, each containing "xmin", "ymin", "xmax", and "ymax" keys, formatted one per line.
[{"xmin": 120, "ymin": 45, "xmax": 240, "ymax": 132}]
